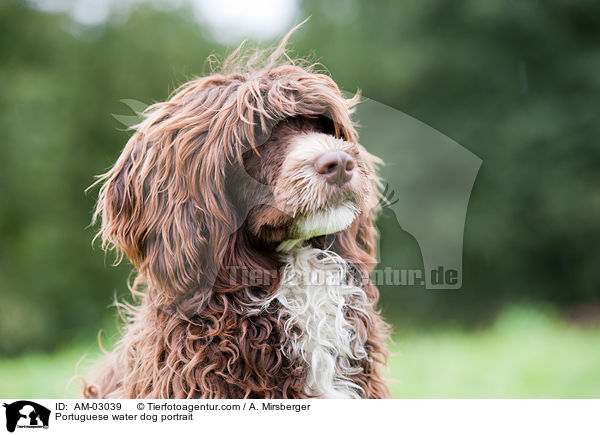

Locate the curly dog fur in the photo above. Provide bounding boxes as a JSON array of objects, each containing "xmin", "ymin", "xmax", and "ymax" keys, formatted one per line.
[{"xmin": 84, "ymin": 27, "xmax": 390, "ymax": 399}]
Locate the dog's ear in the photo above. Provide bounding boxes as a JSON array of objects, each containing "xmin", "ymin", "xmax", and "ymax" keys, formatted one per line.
[
  {"xmin": 94, "ymin": 123, "xmax": 237, "ymax": 301},
  {"xmin": 94, "ymin": 136, "xmax": 146, "ymax": 270}
]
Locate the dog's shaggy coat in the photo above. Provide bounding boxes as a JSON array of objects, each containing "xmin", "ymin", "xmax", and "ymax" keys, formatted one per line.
[{"xmin": 84, "ymin": 29, "xmax": 390, "ymax": 399}]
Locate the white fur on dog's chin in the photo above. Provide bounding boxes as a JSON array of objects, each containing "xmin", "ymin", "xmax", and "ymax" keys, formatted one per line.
[
  {"xmin": 296, "ymin": 202, "xmax": 358, "ymax": 238},
  {"xmin": 268, "ymin": 245, "xmax": 370, "ymax": 398},
  {"xmin": 277, "ymin": 202, "xmax": 358, "ymax": 252}
]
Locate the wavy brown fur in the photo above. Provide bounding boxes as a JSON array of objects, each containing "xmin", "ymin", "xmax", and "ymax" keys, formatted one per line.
[{"xmin": 84, "ymin": 26, "xmax": 390, "ymax": 399}]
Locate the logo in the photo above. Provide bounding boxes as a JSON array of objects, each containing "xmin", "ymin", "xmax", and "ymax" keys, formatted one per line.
[{"xmin": 2, "ymin": 401, "xmax": 50, "ymax": 433}]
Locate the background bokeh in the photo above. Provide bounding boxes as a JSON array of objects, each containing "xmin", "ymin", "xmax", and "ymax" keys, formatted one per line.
[{"xmin": 1, "ymin": 0, "xmax": 599, "ymax": 397}]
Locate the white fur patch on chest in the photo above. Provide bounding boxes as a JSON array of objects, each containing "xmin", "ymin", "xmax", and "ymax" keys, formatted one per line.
[{"xmin": 271, "ymin": 245, "xmax": 370, "ymax": 398}]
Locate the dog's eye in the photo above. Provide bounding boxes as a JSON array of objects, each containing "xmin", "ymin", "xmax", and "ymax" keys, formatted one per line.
[{"xmin": 313, "ymin": 115, "xmax": 337, "ymax": 136}]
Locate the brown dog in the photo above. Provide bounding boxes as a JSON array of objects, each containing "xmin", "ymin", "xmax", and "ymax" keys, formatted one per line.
[{"xmin": 85, "ymin": 28, "xmax": 390, "ymax": 399}]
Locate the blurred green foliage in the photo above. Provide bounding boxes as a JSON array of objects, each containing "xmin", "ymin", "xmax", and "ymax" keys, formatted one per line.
[{"xmin": 0, "ymin": 0, "xmax": 599, "ymax": 355}]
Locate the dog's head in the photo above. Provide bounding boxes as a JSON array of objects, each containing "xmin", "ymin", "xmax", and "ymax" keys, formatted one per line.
[
  {"xmin": 94, "ymin": 35, "xmax": 381, "ymax": 305},
  {"xmin": 240, "ymin": 115, "xmax": 378, "ymax": 244}
]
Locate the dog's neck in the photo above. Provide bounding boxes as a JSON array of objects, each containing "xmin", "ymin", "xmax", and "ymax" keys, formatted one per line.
[{"xmin": 267, "ymin": 244, "xmax": 371, "ymax": 398}]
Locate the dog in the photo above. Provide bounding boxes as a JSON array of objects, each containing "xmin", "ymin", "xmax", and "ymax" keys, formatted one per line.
[{"xmin": 84, "ymin": 29, "xmax": 390, "ymax": 399}]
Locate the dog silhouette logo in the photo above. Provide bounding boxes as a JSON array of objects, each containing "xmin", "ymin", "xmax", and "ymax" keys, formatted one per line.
[{"xmin": 2, "ymin": 401, "xmax": 50, "ymax": 433}]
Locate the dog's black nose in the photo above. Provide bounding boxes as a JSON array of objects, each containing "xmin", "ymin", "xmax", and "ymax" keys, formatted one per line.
[{"xmin": 313, "ymin": 151, "xmax": 355, "ymax": 186}]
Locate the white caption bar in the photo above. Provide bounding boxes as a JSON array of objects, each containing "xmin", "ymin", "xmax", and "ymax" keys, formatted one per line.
[{"xmin": 0, "ymin": 399, "xmax": 598, "ymax": 435}]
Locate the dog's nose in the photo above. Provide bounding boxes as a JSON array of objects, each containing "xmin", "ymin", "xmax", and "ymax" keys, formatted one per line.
[{"xmin": 313, "ymin": 151, "xmax": 355, "ymax": 186}]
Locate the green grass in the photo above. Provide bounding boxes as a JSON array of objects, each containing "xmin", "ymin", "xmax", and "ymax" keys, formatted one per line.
[
  {"xmin": 388, "ymin": 307, "xmax": 600, "ymax": 398},
  {"xmin": 1, "ymin": 307, "xmax": 599, "ymax": 398},
  {"xmin": 0, "ymin": 342, "xmax": 103, "ymax": 398}
]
